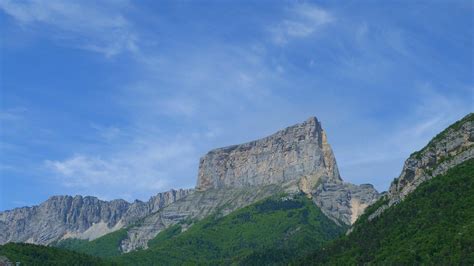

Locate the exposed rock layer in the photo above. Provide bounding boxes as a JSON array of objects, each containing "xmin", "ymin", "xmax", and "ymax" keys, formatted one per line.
[
  {"xmin": 0, "ymin": 189, "xmax": 192, "ymax": 245},
  {"xmin": 368, "ymin": 113, "xmax": 474, "ymax": 221},
  {"xmin": 313, "ymin": 183, "xmax": 379, "ymax": 225},
  {"xmin": 197, "ymin": 117, "xmax": 342, "ymax": 191},
  {"xmin": 389, "ymin": 113, "xmax": 473, "ymax": 203}
]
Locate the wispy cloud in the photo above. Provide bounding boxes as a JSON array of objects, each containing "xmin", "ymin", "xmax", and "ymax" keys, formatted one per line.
[
  {"xmin": 270, "ymin": 3, "xmax": 334, "ymax": 44},
  {"xmin": 45, "ymin": 135, "xmax": 198, "ymax": 199},
  {"xmin": 0, "ymin": 0, "xmax": 138, "ymax": 56},
  {"xmin": 0, "ymin": 107, "xmax": 27, "ymax": 122},
  {"xmin": 121, "ymin": 45, "xmax": 283, "ymax": 121},
  {"xmin": 1, "ymin": 1, "xmax": 471, "ymax": 209},
  {"xmin": 336, "ymin": 83, "xmax": 472, "ymax": 190}
]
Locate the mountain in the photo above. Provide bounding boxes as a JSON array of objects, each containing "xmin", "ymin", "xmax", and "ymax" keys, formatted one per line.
[
  {"xmin": 62, "ymin": 194, "xmax": 346, "ymax": 265},
  {"xmin": 1, "ymin": 114, "xmax": 472, "ymax": 265},
  {"xmin": 99, "ymin": 117, "xmax": 379, "ymax": 252},
  {"xmin": 0, "ymin": 189, "xmax": 192, "ymax": 245},
  {"xmin": 369, "ymin": 113, "xmax": 473, "ymax": 220},
  {"xmin": 0, "ymin": 116, "xmax": 379, "ymax": 254},
  {"xmin": 196, "ymin": 117, "xmax": 341, "ymax": 191},
  {"xmin": 298, "ymin": 113, "xmax": 474, "ymax": 264},
  {"xmin": 299, "ymin": 159, "xmax": 474, "ymax": 265}
]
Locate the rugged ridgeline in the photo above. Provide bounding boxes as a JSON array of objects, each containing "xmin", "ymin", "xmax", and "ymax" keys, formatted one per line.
[
  {"xmin": 118, "ymin": 117, "xmax": 379, "ymax": 252},
  {"xmin": 368, "ymin": 113, "xmax": 474, "ymax": 220},
  {"xmin": 299, "ymin": 113, "xmax": 474, "ymax": 265},
  {"xmin": 0, "ymin": 116, "xmax": 379, "ymax": 253},
  {"xmin": 0, "ymin": 189, "xmax": 192, "ymax": 245}
]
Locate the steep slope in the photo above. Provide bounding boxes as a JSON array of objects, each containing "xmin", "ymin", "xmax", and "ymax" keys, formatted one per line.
[
  {"xmin": 64, "ymin": 194, "xmax": 346, "ymax": 264},
  {"xmin": 55, "ymin": 228, "xmax": 129, "ymax": 258},
  {"xmin": 300, "ymin": 159, "xmax": 474, "ymax": 265},
  {"xmin": 196, "ymin": 117, "xmax": 341, "ymax": 191},
  {"xmin": 119, "ymin": 185, "xmax": 285, "ymax": 252},
  {"xmin": 297, "ymin": 113, "xmax": 474, "ymax": 264},
  {"xmin": 376, "ymin": 113, "xmax": 473, "ymax": 216},
  {"xmin": 0, "ymin": 242, "xmax": 114, "ymax": 265},
  {"xmin": 0, "ymin": 189, "xmax": 192, "ymax": 245}
]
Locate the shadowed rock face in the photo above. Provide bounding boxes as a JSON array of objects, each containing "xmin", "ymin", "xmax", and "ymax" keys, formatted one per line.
[
  {"xmin": 313, "ymin": 183, "xmax": 380, "ymax": 226},
  {"xmin": 197, "ymin": 117, "xmax": 342, "ymax": 191},
  {"xmin": 0, "ymin": 189, "xmax": 192, "ymax": 245}
]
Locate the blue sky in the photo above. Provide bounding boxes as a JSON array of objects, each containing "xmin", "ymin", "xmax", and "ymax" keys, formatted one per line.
[{"xmin": 0, "ymin": 0, "xmax": 472, "ymax": 210}]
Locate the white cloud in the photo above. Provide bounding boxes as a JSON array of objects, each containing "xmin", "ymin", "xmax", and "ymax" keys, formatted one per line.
[
  {"xmin": 44, "ymin": 135, "xmax": 198, "ymax": 198},
  {"xmin": 270, "ymin": 3, "xmax": 334, "ymax": 44},
  {"xmin": 0, "ymin": 0, "xmax": 137, "ymax": 56}
]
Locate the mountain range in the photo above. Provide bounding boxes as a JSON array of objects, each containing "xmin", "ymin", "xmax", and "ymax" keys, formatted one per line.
[{"xmin": 0, "ymin": 113, "xmax": 472, "ymax": 265}]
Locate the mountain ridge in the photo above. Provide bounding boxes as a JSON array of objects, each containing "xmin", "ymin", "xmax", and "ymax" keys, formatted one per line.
[
  {"xmin": 1, "ymin": 113, "xmax": 472, "ymax": 264},
  {"xmin": 0, "ymin": 189, "xmax": 192, "ymax": 245},
  {"xmin": 368, "ymin": 113, "xmax": 473, "ymax": 221},
  {"xmin": 0, "ymin": 116, "xmax": 379, "ymax": 253},
  {"xmin": 116, "ymin": 116, "xmax": 379, "ymax": 251}
]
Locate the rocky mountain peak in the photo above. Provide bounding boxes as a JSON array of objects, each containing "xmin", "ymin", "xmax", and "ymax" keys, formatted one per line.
[{"xmin": 196, "ymin": 116, "xmax": 342, "ymax": 191}]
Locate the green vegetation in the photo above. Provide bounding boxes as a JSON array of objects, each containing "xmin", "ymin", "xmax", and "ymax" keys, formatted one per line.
[
  {"xmin": 299, "ymin": 159, "xmax": 474, "ymax": 265},
  {"xmin": 410, "ymin": 113, "xmax": 473, "ymax": 159},
  {"xmin": 111, "ymin": 194, "xmax": 346, "ymax": 265},
  {"xmin": 55, "ymin": 228, "xmax": 128, "ymax": 258},
  {"xmin": 0, "ymin": 242, "xmax": 114, "ymax": 265}
]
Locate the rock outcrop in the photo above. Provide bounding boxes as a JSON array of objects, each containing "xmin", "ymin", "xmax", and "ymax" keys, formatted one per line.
[
  {"xmin": 368, "ymin": 113, "xmax": 474, "ymax": 221},
  {"xmin": 313, "ymin": 183, "xmax": 380, "ymax": 225},
  {"xmin": 197, "ymin": 117, "xmax": 342, "ymax": 191},
  {"xmin": 389, "ymin": 113, "xmax": 473, "ymax": 203},
  {"xmin": 0, "ymin": 189, "xmax": 192, "ymax": 245}
]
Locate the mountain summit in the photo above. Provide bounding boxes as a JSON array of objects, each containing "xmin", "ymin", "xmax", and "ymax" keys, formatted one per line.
[{"xmin": 197, "ymin": 117, "xmax": 341, "ymax": 191}]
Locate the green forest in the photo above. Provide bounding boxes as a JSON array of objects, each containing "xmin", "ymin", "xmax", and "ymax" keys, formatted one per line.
[
  {"xmin": 0, "ymin": 242, "xmax": 114, "ymax": 266},
  {"xmin": 299, "ymin": 159, "xmax": 474, "ymax": 265},
  {"xmin": 59, "ymin": 194, "xmax": 345, "ymax": 265}
]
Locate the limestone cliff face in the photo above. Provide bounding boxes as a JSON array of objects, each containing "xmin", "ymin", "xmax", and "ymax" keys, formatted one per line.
[
  {"xmin": 196, "ymin": 117, "xmax": 342, "ymax": 191},
  {"xmin": 0, "ymin": 189, "xmax": 192, "ymax": 245}
]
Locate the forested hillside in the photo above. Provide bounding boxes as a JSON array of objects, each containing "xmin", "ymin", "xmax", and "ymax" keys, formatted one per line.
[{"xmin": 299, "ymin": 159, "xmax": 474, "ymax": 265}]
